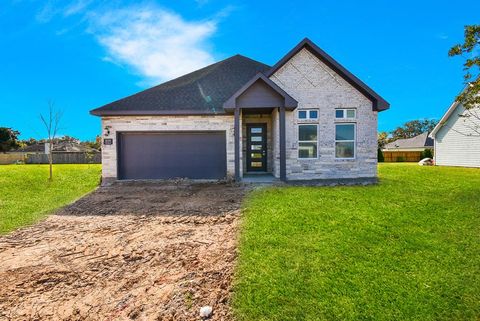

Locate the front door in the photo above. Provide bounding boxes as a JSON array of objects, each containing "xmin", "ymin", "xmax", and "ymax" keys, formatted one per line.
[{"xmin": 246, "ymin": 124, "xmax": 267, "ymax": 172}]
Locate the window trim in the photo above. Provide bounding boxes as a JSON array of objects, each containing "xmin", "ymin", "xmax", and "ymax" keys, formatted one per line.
[
  {"xmin": 298, "ymin": 109, "xmax": 319, "ymax": 120},
  {"xmin": 335, "ymin": 108, "xmax": 356, "ymax": 119},
  {"xmin": 298, "ymin": 124, "xmax": 318, "ymax": 159},
  {"xmin": 335, "ymin": 123, "xmax": 356, "ymax": 160}
]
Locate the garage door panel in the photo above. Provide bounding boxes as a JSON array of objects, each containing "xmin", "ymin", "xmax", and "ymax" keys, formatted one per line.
[{"xmin": 118, "ymin": 132, "xmax": 227, "ymax": 180}]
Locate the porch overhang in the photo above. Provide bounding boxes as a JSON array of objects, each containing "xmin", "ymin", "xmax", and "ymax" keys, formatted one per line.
[
  {"xmin": 223, "ymin": 73, "xmax": 298, "ymax": 111},
  {"xmin": 227, "ymin": 73, "xmax": 295, "ymax": 182}
]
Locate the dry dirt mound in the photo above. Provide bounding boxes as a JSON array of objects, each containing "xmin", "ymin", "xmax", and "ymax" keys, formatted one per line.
[{"xmin": 0, "ymin": 182, "xmax": 245, "ymax": 321}]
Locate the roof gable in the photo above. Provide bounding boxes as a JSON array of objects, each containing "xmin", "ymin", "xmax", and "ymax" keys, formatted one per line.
[
  {"xmin": 265, "ymin": 38, "xmax": 390, "ymax": 111},
  {"xmin": 430, "ymin": 86, "xmax": 469, "ymax": 137},
  {"xmin": 223, "ymin": 73, "xmax": 298, "ymax": 111}
]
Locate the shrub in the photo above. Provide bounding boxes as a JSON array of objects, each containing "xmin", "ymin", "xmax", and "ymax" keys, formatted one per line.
[
  {"xmin": 421, "ymin": 148, "xmax": 434, "ymax": 159},
  {"xmin": 377, "ymin": 148, "xmax": 384, "ymax": 162}
]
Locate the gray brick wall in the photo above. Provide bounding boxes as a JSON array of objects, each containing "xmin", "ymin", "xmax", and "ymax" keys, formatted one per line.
[{"xmin": 270, "ymin": 48, "xmax": 378, "ymax": 179}]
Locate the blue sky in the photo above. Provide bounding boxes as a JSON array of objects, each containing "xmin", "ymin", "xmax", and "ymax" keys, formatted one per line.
[{"xmin": 0, "ymin": 0, "xmax": 478, "ymax": 140}]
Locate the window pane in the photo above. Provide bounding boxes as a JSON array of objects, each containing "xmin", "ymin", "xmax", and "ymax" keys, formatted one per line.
[
  {"xmin": 251, "ymin": 161, "xmax": 263, "ymax": 167},
  {"xmin": 251, "ymin": 145, "xmax": 262, "ymax": 150},
  {"xmin": 298, "ymin": 110, "xmax": 307, "ymax": 119},
  {"xmin": 251, "ymin": 136, "xmax": 262, "ymax": 142},
  {"xmin": 335, "ymin": 124, "xmax": 354, "ymax": 141},
  {"xmin": 309, "ymin": 110, "xmax": 318, "ymax": 119},
  {"xmin": 251, "ymin": 127, "xmax": 262, "ymax": 134},
  {"xmin": 299, "ymin": 125, "xmax": 317, "ymax": 141},
  {"xmin": 336, "ymin": 142, "xmax": 355, "ymax": 158},
  {"xmin": 335, "ymin": 109, "xmax": 344, "ymax": 118},
  {"xmin": 346, "ymin": 109, "xmax": 356, "ymax": 118},
  {"xmin": 299, "ymin": 142, "xmax": 317, "ymax": 158},
  {"xmin": 251, "ymin": 153, "xmax": 262, "ymax": 158}
]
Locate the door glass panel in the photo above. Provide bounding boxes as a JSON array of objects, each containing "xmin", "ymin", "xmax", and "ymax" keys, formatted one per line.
[
  {"xmin": 251, "ymin": 153, "xmax": 262, "ymax": 158},
  {"xmin": 251, "ymin": 136, "xmax": 262, "ymax": 142},
  {"xmin": 251, "ymin": 127, "xmax": 262, "ymax": 134},
  {"xmin": 251, "ymin": 162, "xmax": 263, "ymax": 167},
  {"xmin": 251, "ymin": 145, "xmax": 262, "ymax": 150}
]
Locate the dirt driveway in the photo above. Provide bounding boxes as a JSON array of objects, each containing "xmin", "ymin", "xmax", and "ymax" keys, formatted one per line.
[{"xmin": 0, "ymin": 181, "xmax": 246, "ymax": 321}]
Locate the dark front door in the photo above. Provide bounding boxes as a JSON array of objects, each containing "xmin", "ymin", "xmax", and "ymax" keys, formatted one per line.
[
  {"xmin": 246, "ymin": 124, "xmax": 267, "ymax": 172},
  {"xmin": 118, "ymin": 131, "xmax": 227, "ymax": 180}
]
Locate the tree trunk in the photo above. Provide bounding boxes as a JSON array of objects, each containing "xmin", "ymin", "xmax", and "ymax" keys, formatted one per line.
[{"xmin": 48, "ymin": 141, "xmax": 53, "ymax": 181}]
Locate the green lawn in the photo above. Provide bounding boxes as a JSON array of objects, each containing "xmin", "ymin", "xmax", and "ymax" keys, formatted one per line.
[
  {"xmin": 234, "ymin": 164, "xmax": 480, "ymax": 321},
  {"xmin": 0, "ymin": 164, "xmax": 101, "ymax": 234}
]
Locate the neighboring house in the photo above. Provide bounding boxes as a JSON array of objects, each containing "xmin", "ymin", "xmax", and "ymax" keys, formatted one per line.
[
  {"xmin": 382, "ymin": 132, "xmax": 434, "ymax": 162},
  {"xmin": 90, "ymin": 38, "xmax": 390, "ymax": 183},
  {"xmin": 430, "ymin": 90, "xmax": 480, "ymax": 168},
  {"xmin": 16, "ymin": 142, "xmax": 99, "ymax": 154}
]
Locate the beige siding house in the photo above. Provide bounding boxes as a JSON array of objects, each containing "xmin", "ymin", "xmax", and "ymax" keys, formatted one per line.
[
  {"xmin": 430, "ymin": 93, "xmax": 480, "ymax": 168},
  {"xmin": 91, "ymin": 38, "xmax": 390, "ymax": 183}
]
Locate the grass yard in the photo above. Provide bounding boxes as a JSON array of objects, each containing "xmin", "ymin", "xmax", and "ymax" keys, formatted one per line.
[
  {"xmin": 234, "ymin": 164, "xmax": 480, "ymax": 321},
  {"xmin": 0, "ymin": 164, "xmax": 101, "ymax": 234}
]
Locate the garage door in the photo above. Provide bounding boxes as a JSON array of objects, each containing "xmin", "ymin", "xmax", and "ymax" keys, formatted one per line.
[{"xmin": 118, "ymin": 132, "xmax": 227, "ymax": 180}]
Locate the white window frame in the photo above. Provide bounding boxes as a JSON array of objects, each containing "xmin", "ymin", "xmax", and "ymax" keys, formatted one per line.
[
  {"xmin": 335, "ymin": 108, "xmax": 356, "ymax": 119},
  {"xmin": 298, "ymin": 124, "xmax": 318, "ymax": 159},
  {"xmin": 335, "ymin": 123, "xmax": 356, "ymax": 159},
  {"xmin": 298, "ymin": 109, "xmax": 319, "ymax": 120}
]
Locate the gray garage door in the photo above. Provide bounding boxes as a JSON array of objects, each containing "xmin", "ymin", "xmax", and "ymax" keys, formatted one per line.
[{"xmin": 118, "ymin": 132, "xmax": 227, "ymax": 180}]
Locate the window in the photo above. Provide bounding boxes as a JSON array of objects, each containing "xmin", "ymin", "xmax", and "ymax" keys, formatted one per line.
[
  {"xmin": 298, "ymin": 124, "xmax": 318, "ymax": 158},
  {"xmin": 298, "ymin": 109, "xmax": 319, "ymax": 120},
  {"xmin": 335, "ymin": 108, "xmax": 356, "ymax": 119},
  {"xmin": 335, "ymin": 124, "xmax": 355, "ymax": 158}
]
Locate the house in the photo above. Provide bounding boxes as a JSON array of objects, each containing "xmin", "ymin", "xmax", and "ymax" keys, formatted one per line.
[
  {"xmin": 382, "ymin": 132, "xmax": 434, "ymax": 162},
  {"xmin": 430, "ymin": 89, "xmax": 480, "ymax": 168},
  {"xmin": 90, "ymin": 38, "xmax": 390, "ymax": 183}
]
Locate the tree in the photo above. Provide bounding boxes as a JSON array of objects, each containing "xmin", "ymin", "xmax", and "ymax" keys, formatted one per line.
[
  {"xmin": 390, "ymin": 119, "xmax": 438, "ymax": 140},
  {"xmin": 448, "ymin": 24, "xmax": 480, "ymax": 136},
  {"xmin": 377, "ymin": 148, "xmax": 384, "ymax": 162},
  {"xmin": 22, "ymin": 138, "xmax": 38, "ymax": 146},
  {"xmin": 83, "ymin": 135, "xmax": 101, "ymax": 151},
  {"xmin": 0, "ymin": 127, "xmax": 20, "ymax": 152},
  {"xmin": 56, "ymin": 135, "xmax": 80, "ymax": 144},
  {"xmin": 377, "ymin": 131, "xmax": 390, "ymax": 149},
  {"xmin": 40, "ymin": 101, "xmax": 63, "ymax": 181}
]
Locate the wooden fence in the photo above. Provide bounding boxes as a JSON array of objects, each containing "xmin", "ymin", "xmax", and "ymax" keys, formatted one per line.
[
  {"xmin": 25, "ymin": 152, "xmax": 101, "ymax": 164},
  {"xmin": 0, "ymin": 153, "xmax": 26, "ymax": 165},
  {"xmin": 383, "ymin": 151, "xmax": 423, "ymax": 162}
]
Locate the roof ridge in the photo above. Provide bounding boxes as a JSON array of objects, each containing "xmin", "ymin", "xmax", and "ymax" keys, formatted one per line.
[{"xmin": 233, "ymin": 54, "xmax": 270, "ymax": 69}]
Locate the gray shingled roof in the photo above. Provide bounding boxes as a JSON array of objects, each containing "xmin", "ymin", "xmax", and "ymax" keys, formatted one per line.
[
  {"xmin": 384, "ymin": 132, "xmax": 434, "ymax": 150},
  {"xmin": 90, "ymin": 55, "xmax": 271, "ymax": 116}
]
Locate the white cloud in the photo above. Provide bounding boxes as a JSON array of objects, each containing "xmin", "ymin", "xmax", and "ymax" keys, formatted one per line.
[
  {"xmin": 35, "ymin": 0, "xmax": 92, "ymax": 22},
  {"xmin": 88, "ymin": 5, "xmax": 217, "ymax": 84},
  {"xmin": 63, "ymin": 0, "xmax": 93, "ymax": 16}
]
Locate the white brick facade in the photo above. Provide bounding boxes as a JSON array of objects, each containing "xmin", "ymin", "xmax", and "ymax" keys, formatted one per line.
[{"xmin": 270, "ymin": 48, "xmax": 378, "ymax": 180}]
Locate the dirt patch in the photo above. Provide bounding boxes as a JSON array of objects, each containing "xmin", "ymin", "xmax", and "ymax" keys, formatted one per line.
[{"xmin": 0, "ymin": 181, "xmax": 246, "ymax": 320}]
